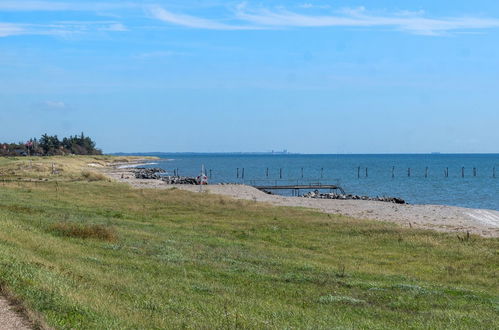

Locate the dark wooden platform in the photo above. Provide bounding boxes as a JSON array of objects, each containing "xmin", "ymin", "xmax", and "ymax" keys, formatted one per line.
[{"xmin": 253, "ymin": 184, "xmax": 345, "ymax": 194}]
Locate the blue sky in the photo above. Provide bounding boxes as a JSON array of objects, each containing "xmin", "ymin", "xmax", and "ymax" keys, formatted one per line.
[{"xmin": 1, "ymin": 0, "xmax": 498, "ymax": 153}]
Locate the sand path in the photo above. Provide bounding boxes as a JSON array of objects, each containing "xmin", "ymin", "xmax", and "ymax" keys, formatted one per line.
[{"xmin": 0, "ymin": 297, "xmax": 31, "ymax": 330}]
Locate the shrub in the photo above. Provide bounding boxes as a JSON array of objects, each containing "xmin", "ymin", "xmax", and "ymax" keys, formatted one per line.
[
  {"xmin": 50, "ymin": 222, "xmax": 117, "ymax": 241},
  {"xmin": 81, "ymin": 170, "xmax": 108, "ymax": 182}
]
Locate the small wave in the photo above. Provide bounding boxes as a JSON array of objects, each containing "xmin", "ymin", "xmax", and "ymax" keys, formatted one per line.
[
  {"xmin": 117, "ymin": 162, "xmax": 159, "ymax": 169},
  {"xmin": 466, "ymin": 210, "xmax": 499, "ymax": 227}
]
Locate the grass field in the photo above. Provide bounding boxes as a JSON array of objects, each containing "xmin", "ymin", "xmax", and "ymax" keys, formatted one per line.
[{"xmin": 0, "ymin": 156, "xmax": 497, "ymax": 329}]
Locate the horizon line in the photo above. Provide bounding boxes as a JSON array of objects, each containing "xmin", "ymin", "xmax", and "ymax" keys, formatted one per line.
[{"xmin": 108, "ymin": 152, "xmax": 499, "ymax": 155}]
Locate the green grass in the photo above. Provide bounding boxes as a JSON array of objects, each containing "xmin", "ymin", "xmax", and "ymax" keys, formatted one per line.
[{"xmin": 0, "ymin": 157, "xmax": 498, "ymax": 329}]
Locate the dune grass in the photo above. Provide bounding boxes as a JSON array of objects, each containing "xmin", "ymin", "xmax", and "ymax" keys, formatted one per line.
[{"xmin": 0, "ymin": 157, "xmax": 497, "ymax": 329}]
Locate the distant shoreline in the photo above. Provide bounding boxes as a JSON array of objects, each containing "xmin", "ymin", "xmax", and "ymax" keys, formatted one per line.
[{"xmin": 108, "ymin": 152, "xmax": 499, "ymax": 156}]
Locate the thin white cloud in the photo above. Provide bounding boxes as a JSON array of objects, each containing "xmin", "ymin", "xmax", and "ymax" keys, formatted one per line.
[
  {"xmin": 0, "ymin": 1, "xmax": 72, "ymax": 11},
  {"xmin": 298, "ymin": 3, "xmax": 331, "ymax": 9},
  {"xmin": 0, "ymin": 21, "xmax": 128, "ymax": 38},
  {"xmin": 3, "ymin": 2, "xmax": 499, "ymax": 36},
  {"xmin": 148, "ymin": 6, "xmax": 259, "ymax": 30},
  {"xmin": 44, "ymin": 101, "xmax": 67, "ymax": 108},
  {"xmin": 0, "ymin": 1, "xmax": 137, "ymax": 11},
  {"xmin": 101, "ymin": 23, "xmax": 127, "ymax": 31},
  {"xmin": 34, "ymin": 100, "xmax": 72, "ymax": 112},
  {"xmin": 234, "ymin": 5, "xmax": 499, "ymax": 35},
  {"xmin": 0, "ymin": 23, "xmax": 25, "ymax": 37}
]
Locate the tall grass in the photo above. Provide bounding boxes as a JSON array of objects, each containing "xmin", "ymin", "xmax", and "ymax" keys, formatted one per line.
[
  {"xmin": 81, "ymin": 170, "xmax": 109, "ymax": 182},
  {"xmin": 50, "ymin": 222, "xmax": 117, "ymax": 241}
]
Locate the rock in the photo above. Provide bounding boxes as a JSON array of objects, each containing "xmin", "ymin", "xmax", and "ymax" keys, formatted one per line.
[
  {"xmin": 302, "ymin": 191, "xmax": 406, "ymax": 204},
  {"xmin": 161, "ymin": 176, "xmax": 198, "ymax": 185},
  {"xmin": 133, "ymin": 167, "xmax": 166, "ymax": 180},
  {"xmin": 131, "ymin": 167, "xmax": 202, "ymax": 185}
]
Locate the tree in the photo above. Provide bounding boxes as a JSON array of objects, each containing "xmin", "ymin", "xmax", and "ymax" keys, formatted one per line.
[{"xmin": 1, "ymin": 133, "xmax": 102, "ymax": 156}]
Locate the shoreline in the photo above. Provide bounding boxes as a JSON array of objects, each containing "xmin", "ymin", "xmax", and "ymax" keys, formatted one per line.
[{"xmin": 102, "ymin": 165, "xmax": 499, "ymax": 238}]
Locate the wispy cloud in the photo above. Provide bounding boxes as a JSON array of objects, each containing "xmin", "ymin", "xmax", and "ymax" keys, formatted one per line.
[
  {"xmin": 2, "ymin": 2, "xmax": 499, "ymax": 36},
  {"xmin": 34, "ymin": 100, "xmax": 72, "ymax": 112},
  {"xmin": 0, "ymin": 23, "xmax": 25, "ymax": 37},
  {"xmin": 44, "ymin": 100, "xmax": 67, "ymax": 108},
  {"xmin": 234, "ymin": 5, "xmax": 499, "ymax": 35},
  {"xmin": 0, "ymin": 21, "xmax": 128, "ymax": 38},
  {"xmin": 298, "ymin": 3, "xmax": 331, "ymax": 10},
  {"xmin": 149, "ymin": 4, "xmax": 499, "ymax": 36},
  {"xmin": 0, "ymin": 1, "xmax": 137, "ymax": 12},
  {"xmin": 100, "ymin": 23, "xmax": 127, "ymax": 32},
  {"xmin": 148, "ymin": 6, "xmax": 257, "ymax": 31}
]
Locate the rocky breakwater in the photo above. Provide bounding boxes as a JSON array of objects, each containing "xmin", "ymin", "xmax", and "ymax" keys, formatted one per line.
[
  {"xmin": 133, "ymin": 168, "xmax": 199, "ymax": 185},
  {"xmin": 134, "ymin": 168, "xmax": 166, "ymax": 179},
  {"xmin": 303, "ymin": 190, "xmax": 406, "ymax": 204},
  {"xmin": 161, "ymin": 176, "xmax": 198, "ymax": 185}
]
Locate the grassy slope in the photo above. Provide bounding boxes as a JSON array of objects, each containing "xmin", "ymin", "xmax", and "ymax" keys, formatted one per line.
[{"xmin": 0, "ymin": 157, "xmax": 497, "ymax": 329}]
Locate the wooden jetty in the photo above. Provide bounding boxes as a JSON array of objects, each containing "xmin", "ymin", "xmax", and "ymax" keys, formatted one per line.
[{"xmin": 253, "ymin": 184, "xmax": 345, "ymax": 195}]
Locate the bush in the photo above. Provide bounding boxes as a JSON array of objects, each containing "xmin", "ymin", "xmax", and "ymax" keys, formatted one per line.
[
  {"xmin": 50, "ymin": 222, "xmax": 117, "ymax": 241},
  {"xmin": 81, "ymin": 170, "xmax": 109, "ymax": 182}
]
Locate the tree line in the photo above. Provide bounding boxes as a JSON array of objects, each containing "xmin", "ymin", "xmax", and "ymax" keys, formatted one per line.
[{"xmin": 0, "ymin": 133, "xmax": 102, "ymax": 156}]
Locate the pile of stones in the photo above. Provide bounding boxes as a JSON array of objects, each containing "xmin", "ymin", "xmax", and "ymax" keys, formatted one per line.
[
  {"xmin": 161, "ymin": 176, "xmax": 198, "ymax": 185},
  {"xmin": 302, "ymin": 190, "xmax": 405, "ymax": 204},
  {"xmin": 132, "ymin": 168, "xmax": 199, "ymax": 184},
  {"xmin": 134, "ymin": 168, "xmax": 166, "ymax": 179}
]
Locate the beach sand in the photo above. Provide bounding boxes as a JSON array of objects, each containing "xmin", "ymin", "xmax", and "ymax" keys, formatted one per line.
[{"xmin": 103, "ymin": 165, "xmax": 499, "ymax": 238}]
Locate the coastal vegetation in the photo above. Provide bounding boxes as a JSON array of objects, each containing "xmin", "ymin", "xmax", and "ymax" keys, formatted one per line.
[
  {"xmin": 0, "ymin": 156, "xmax": 497, "ymax": 329},
  {"xmin": 0, "ymin": 133, "xmax": 101, "ymax": 156}
]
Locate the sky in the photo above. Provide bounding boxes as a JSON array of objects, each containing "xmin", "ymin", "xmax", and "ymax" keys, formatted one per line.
[{"xmin": 1, "ymin": 0, "xmax": 499, "ymax": 153}]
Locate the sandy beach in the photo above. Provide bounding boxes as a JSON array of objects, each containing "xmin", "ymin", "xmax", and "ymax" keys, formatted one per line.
[{"xmin": 103, "ymin": 164, "xmax": 499, "ymax": 238}]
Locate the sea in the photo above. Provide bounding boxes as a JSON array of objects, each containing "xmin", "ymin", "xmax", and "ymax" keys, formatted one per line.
[{"xmin": 128, "ymin": 153, "xmax": 499, "ymax": 211}]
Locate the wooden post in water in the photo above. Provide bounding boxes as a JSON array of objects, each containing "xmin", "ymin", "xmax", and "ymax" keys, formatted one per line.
[
  {"xmin": 462, "ymin": 167, "xmax": 465, "ymax": 178},
  {"xmin": 266, "ymin": 168, "xmax": 269, "ymax": 178},
  {"xmin": 392, "ymin": 166, "xmax": 395, "ymax": 178},
  {"xmin": 237, "ymin": 168, "xmax": 239, "ymax": 178},
  {"xmin": 445, "ymin": 167, "xmax": 449, "ymax": 177},
  {"xmin": 473, "ymin": 167, "xmax": 477, "ymax": 177},
  {"xmin": 279, "ymin": 168, "xmax": 282, "ymax": 179},
  {"xmin": 408, "ymin": 168, "xmax": 411, "ymax": 177},
  {"xmin": 301, "ymin": 167, "xmax": 304, "ymax": 178},
  {"xmin": 425, "ymin": 167, "xmax": 428, "ymax": 178},
  {"xmin": 357, "ymin": 166, "xmax": 360, "ymax": 179},
  {"xmin": 365, "ymin": 168, "xmax": 368, "ymax": 178}
]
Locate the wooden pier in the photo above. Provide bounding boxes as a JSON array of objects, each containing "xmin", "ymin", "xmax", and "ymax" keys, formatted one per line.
[{"xmin": 253, "ymin": 184, "xmax": 345, "ymax": 195}]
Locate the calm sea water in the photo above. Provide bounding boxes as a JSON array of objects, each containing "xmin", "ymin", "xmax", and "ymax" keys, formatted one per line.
[{"xmin": 137, "ymin": 154, "xmax": 499, "ymax": 210}]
